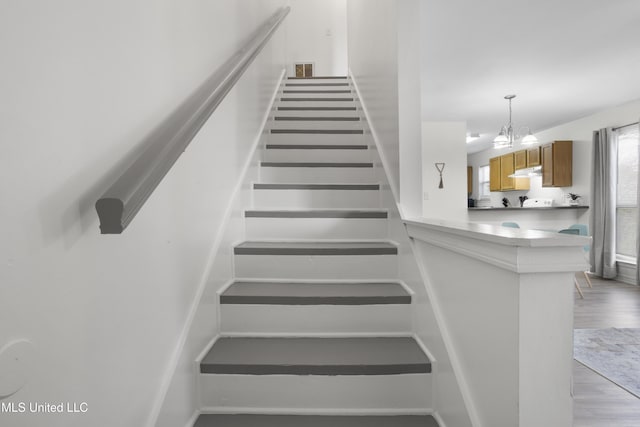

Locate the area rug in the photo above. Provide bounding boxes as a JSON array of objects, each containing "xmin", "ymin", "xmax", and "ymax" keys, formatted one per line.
[{"xmin": 573, "ymin": 328, "xmax": 640, "ymax": 398}]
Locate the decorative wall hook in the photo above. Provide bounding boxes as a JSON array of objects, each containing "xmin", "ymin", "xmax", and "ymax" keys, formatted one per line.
[{"xmin": 435, "ymin": 163, "xmax": 445, "ymax": 189}]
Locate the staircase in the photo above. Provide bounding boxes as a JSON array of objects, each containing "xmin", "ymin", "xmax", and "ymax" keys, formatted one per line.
[{"xmin": 193, "ymin": 77, "xmax": 438, "ymax": 427}]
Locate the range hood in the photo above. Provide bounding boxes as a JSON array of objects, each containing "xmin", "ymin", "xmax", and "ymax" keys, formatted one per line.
[{"xmin": 508, "ymin": 165, "xmax": 542, "ymax": 178}]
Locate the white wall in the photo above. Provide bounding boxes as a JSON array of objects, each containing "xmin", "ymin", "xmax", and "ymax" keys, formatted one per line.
[
  {"xmin": 347, "ymin": 0, "xmax": 423, "ymax": 217},
  {"xmin": 347, "ymin": 0, "xmax": 399, "ymax": 197},
  {"xmin": 468, "ymin": 99, "xmax": 640, "ymax": 224},
  {"xmin": 285, "ymin": 0, "xmax": 347, "ymax": 76},
  {"xmin": 422, "ymin": 122, "xmax": 469, "ymax": 221},
  {"xmin": 0, "ymin": 1, "xmax": 286, "ymax": 426},
  {"xmin": 397, "ymin": 0, "xmax": 424, "ymax": 218}
]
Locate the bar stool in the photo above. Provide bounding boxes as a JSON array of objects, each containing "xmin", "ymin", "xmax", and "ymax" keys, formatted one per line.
[
  {"xmin": 568, "ymin": 224, "xmax": 592, "ymax": 288},
  {"xmin": 501, "ymin": 222, "xmax": 520, "ymax": 228},
  {"xmin": 558, "ymin": 228, "xmax": 585, "ymax": 298}
]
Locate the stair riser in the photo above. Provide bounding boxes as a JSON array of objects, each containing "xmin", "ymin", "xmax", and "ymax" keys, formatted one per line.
[
  {"xmin": 264, "ymin": 148, "xmax": 370, "ymax": 163},
  {"xmin": 268, "ymin": 133, "xmax": 364, "ymax": 144},
  {"xmin": 220, "ymin": 305, "xmax": 411, "ymax": 334},
  {"xmin": 253, "ymin": 189, "xmax": 380, "ymax": 209},
  {"xmin": 273, "ymin": 110, "xmax": 359, "ymax": 119},
  {"xmin": 277, "ymin": 101, "xmax": 357, "ymax": 109},
  {"xmin": 245, "ymin": 217, "xmax": 387, "ymax": 239},
  {"xmin": 260, "ymin": 167, "xmax": 374, "ymax": 184},
  {"xmin": 286, "ymin": 77, "xmax": 349, "ymax": 84},
  {"xmin": 271, "ymin": 121, "xmax": 363, "ymax": 131},
  {"xmin": 199, "ymin": 374, "xmax": 432, "ymax": 410},
  {"xmin": 234, "ymin": 254, "xmax": 397, "ymax": 280},
  {"xmin": 280, "ymin": 92, "xmax": 352, "ymax": 99},
  {"xmin": 271, "ymin": 111, "xmax": 358, "ymax": 119}
]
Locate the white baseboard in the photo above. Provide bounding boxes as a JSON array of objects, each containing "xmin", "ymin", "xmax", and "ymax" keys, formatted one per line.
[
  {"xmin": 349, "ymin": 71, "xmax": 473, "ymax": 426},
  {"xmin": 617, "ymin": 261, "xmax": 638, "ymax": 285},
  {"xmin": 348, "ymin": 69, "xmax": 403, "ymax": 215},
  {"xmin": 433, "ymin": 411, "xmax": 447, "ymax": 427},
  {"xmin": 184, "ymin": 410, "xmax": 199, "ymax": 427}
]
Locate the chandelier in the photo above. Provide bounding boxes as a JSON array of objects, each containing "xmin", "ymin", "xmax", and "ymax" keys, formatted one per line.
[{"xmin": 493, "ymin": 94, "xmax": 537, "ymax": 149}]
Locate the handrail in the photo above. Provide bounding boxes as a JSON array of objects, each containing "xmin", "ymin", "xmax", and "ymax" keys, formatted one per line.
[{"xmin": 95, "ymin": 7, "xmax": 290, "ymax": 234}]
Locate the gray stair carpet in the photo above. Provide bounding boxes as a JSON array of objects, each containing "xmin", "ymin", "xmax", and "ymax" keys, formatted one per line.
[
  {"xmin": 287, "ymin": 76, "xmax": 348, "ymax": 79},
  {"xmin": 244, "ymin": 209, "xmax": 387, "ymax": 218},
  {"xmin": 194, "ymin": 414, "xmax": 439, "ymax": 427},
  {"xmin": 253, "ymin": 183, "xmax": 379, "ymax": 190},
  {"xmin": 280, "ymin": 97, "xmax": 354, "ymax": 102},
  {"xmin": 260, "ymin": 162, "xmax": 372, "ymax": 168},
  {"xmin": 277, "ymin": 106, "xmax": 357, "ymax": 111},
  {"xmin": 265, "ymin": 144, "xmax": 367, "ymax": 150},
  {"xmin": 283, "ymin": 90, "xmax": 352, "ymax": 94},
  {"xmin": 234, "ymin": 241, "xmax": 397, "ymax": 256},
  {"xmin": 221, "ymin": 281, "xmax": 410, "ymax": 305},
  {"xmin": 274, "ymin": 116, "xmax": 360, "ymax": 121},
  {"xmin": 270, "ymin": 129, "xmax": 363, "ymax": 134},
  {"xmin": 200, "ymin": 336, "xmax": 431, "ymax": 375},
  {"xmin": 285, "ymin": 83, "xmax": 350, "ymax": 86}
]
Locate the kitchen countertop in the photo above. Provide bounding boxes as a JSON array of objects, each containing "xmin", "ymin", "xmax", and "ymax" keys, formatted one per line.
[{"xmin": 469, "ymin": 205, "xmax": 589, "ymax": 211}]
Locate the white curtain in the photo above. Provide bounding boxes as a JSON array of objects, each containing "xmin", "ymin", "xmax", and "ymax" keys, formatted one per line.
[{"xmin": 590, "ymin": 127, "xmax": 617, "ymax": 279}]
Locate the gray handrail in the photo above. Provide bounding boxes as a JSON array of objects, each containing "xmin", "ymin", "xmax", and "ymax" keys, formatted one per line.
[{"xmin": 95, "ymin": 7, "xmax": 290, "ymax": 234}]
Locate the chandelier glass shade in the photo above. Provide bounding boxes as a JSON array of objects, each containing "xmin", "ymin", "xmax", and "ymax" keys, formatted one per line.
[{"xmin": 493, "ymin": 94, "xmax": 538, "ymax": 149}]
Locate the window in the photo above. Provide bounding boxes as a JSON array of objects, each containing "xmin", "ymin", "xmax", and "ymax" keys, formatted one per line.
[
  {"xmin": 616, "ymin": 124, "xmax": 639, "ymax": 262},
  {"xmin": 295, "ymin": 63, "xmax": 313, "ymax": 78},
  {"xmin": 478, "ymin": 165, "xmax": 490, "ymax": 199}
]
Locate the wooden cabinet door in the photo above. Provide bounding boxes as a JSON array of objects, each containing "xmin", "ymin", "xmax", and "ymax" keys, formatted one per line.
[
  {"xmin": 489, "ymin": 157, "xmax": 501, "ymax": 191},
  {"xmin": 542, "ymin": 141, "xmax": 572, "ymax": 187},
  {"xmin": 467, "ymin": 166, "xmax": 473, "ymax": 195},
  {"xmin": 527, "ymin": 147, "xmax": 541, "ymax": 167},
  {"xmin": 514, "ymin": 150, "xmax": 527, "ymax": 170},
  {"xmin": 541, "ymin": 143, "xmax": 554, "ymax": 187},
  {"xmin": 552, "ymin": 140, "xmax": 573, "ymax": 187},
  {"xmin": 500, "ymin": 153, "xmax": 515, "ymax": 190}
]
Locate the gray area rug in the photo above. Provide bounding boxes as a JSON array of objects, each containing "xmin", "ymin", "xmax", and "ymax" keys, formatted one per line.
[{"xmin": 574, "ymin": 328, "xmax": 640, "ymax": 398}]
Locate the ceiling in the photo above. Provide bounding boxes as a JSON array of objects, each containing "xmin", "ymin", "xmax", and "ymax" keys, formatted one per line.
[{"xmin": 419, "ymin": 0, "xmax": 640, "ymax": 153}]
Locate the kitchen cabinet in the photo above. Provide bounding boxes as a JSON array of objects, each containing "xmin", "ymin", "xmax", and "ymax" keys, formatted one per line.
[
  {"xmin": 490, "ymin": 157, "xmax": 501, "ymax": 191},
  {"xmin": 490, "ymin": 153, "xmax": 530, "ymax": 192},
  {"xmin": 527, "ymin": 147, "xmax": 541, "ymax": 167},
  {"xmin": 542, "ymin": 140, "xmax": 572, "ymax": 187},
  {"xmin": 514, "ymin": 150, "xmax": 527, "ymax": 170},
  {"xmin": 500, "ymin": 154, "xmax": 515, "ymax": 190}
]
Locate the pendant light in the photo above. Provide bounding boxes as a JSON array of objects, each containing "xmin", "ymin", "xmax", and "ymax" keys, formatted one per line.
[{"xmin": 493, "ymin": 94, "xmax": 538, "ymax": 149}]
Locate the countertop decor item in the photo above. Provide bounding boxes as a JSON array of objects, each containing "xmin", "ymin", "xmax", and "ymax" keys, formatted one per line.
[
  {"xmin": 493, "ymin": 94, "xmax": 538, "ymax": 149},
  {"xmin": 502, "ymin": 197, "xmax": 510, "ymax": 207},
  {"xmin": 518, "ymin": 195, "xmax": 528, "ymax": 207},
  {"xmin": 569, "ymin": 193, "xmax": 581, "ymax": 205}
]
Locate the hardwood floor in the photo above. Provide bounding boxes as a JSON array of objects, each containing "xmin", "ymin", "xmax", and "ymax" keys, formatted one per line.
[{"xmin": 573, "ymin": 275, "xmax": 640, "ymax": 426}]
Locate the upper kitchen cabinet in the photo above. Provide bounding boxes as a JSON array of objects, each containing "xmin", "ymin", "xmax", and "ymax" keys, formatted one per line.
[
  {"xmin": 542, "ymin": 140, "xmax": 572, "ymax": 187},
  {"xmin": 490, "ymin": 156, "xmax": 501, "ymax": 191},
  {"xmin": 500, "ymin": 153, "xmax": 516, "ymax": 190},
  {"xmin": 489, "ymin": 153, "xmax": 530, "ymax": 192},
  {"xmin": 527, "ymin": 146, "xmax": 541, "ymax": 167},
  {"xmin": 514, "ymin": 150, "xmax": 527, "ymax": 170}
]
